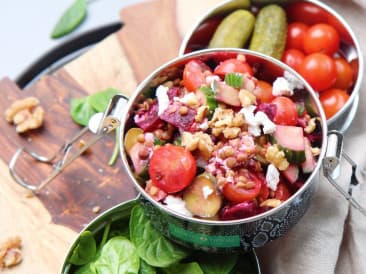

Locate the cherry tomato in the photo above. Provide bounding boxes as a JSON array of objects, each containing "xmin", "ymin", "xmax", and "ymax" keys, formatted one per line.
[
  {"xmin": 319, "ymin": 88, "xmax": 349, "ymax": 119},
  {"xmin": 286, "ymin": 2, "xmax": 327, "ymax": 25},
  {"xmin": 222, "ymin": 172, "xmax": 262, "ymax": 203},
  {"xmin": 214, "ymin": 58, "xmax": 253, "ymax": 76},
  {"xmin": 183, "ymin": 60, "xmax": 212, "ymax": 92},
  {"xmin": 298, "ymin": 53, "xmax": 336, "ymax": 92},
  {"xmin": 253, "ymin": 80, "xmax": 275, "ymax": 103},
  {"xmin": 148, "ymin": 145, "xmax": 196, "ymax": 193},
  {"xmin": 281, "ymin": 49, "xmax": 305, "ymax": 73},
  {"xmin": 333, "ymin": 57, "xmax": 354, "ymax": 90},
  {"xmin": 286, "ymin": 22, "xmax": 309, "ymax": 51},
  {"xmin": 271, "ymin": 96, "xmax": 298, "ymax": 126},
  {"xmin": 303, "ymin": 23, "xmax": 340, "ymax": 56},
  {"xmin": 274, "ymin": 182, "xmax": 291, "ymax": 201}
]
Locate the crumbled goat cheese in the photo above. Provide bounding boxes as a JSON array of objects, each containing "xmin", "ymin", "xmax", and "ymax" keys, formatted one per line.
[
  {"xmin": 164, "ymin": 195, "xmax": 193, "ymax": 217},
  {"xmin": 206, "ymin": 75, "xmax": 221, "ymax": 86},
  {"xmin": 199, "ymin": 120, "xmax": 209, "ymax": 130},
  {"xmin": 202, "ymin": 186, "xmax": 214, "ymax": 199},
  {"xmin": 284, "ymin": 71, "xmax": 304, "ymax": 90},
  {"xmin": 156, "ymin": 85, "xmax": 170, "ymax": 115},
  {"xmin": 179, "ymin": 92, "xmax": 199, "ymax": 106},
  {"xmin": 272, "ymin": 77, "xmax": 294, "ymax": 96},
  {"xmin": 266, "ymin": 164, "xmax": 280, "ymax": 191},
  {"xmin": 239, "ymin": 106, "xmax": 276, "ymax": 136}
]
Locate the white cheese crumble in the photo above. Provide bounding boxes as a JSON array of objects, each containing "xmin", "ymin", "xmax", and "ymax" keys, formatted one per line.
[
  {"xmin": 284, "ymin": 70, "xmax": 304, "ymax": 90},
  {"xmin": 164, "ymin": 195, "xmax": 193, "ymax": 217},
  {"xmin": 206, "ymin": 75, "xmax": 220, "ymax": 86},
  {"xmin": 156, "ymin": 85, "xmax": 170, "ymax": 115},
  {"xmin": 239, "ymin": 106, "xmax": 276, "ymax": 136},
  {"xmin": 272, "ymin": 77, "xmax": 294, "ymax": 96},
  {"xmin": 266, "ymin": 164, "xmax": 280, "ymax": 191},
  {"xmin": 202, "ymin": 186, "xmax": 213, "ymax": 199}
]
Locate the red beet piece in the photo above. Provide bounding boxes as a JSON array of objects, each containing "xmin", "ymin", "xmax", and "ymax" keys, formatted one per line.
[
  {"xmin": 134, "ymin": 102, "xmax": 163, "ymax": 131},
  {"xmin": 159, "ymin": 102, "xmax": 196, "ymax": 131},
  {"xmin": 220, "ymin": 201, "xmax": 258, "ymax": 221}
]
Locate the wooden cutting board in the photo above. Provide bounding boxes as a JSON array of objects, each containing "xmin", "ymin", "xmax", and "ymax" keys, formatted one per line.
[{"xmin": 0, "ymin": 0, "xmax": 364, "ymax": 273}]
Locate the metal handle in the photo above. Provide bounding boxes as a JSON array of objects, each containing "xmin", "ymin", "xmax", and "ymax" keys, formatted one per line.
[
  {"xmin": 8, "ymin": 94, "xmax": 128, "ymax": 193},
  {"xmin": 323, "ymin": 130, "xmax": 366, "ymax": 217}
]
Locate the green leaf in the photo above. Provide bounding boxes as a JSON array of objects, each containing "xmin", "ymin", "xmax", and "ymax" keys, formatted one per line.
[
  {"xmin": 68, "ymin": 231, "xmax": 97, "ymax": 266},
  {"xmin": 161, "ymin": 262, "xmax": 203, "ymax": 274},
  {"xmin": 199, "ymin": 86, "xmax": 218, "ymax": 115},
  {"xmin": 139, "ymin": 260, "xmax": 157, "ymax": 274},
  {"xmin": 197, "ymin": 252, "xmax": 238, "ymax": 274},
  {"xmin": 94, "ymin": 236, "xmax": 140, "ymax": 274},
  {"xmin": 225, "ymin": 73, "xmax": 243, "ymax": 88},
  {"xmin": 129, "ymin": 204, "xmax": 190, "ymax": 267},
  {"xmin": 89, "ymin": 88, "xmax": 120, "ymax": 112},
  {"xmin": 51, "ymin": 0, "xmax": 87, "ymax": 39},
  {"xmin": 70, "ymin": 96, "xmax": 97, "ymax": 126}
]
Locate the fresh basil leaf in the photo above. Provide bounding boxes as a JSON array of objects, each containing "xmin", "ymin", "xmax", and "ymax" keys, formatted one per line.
[
  {"xmin": 68, "ymin": 231, "xmax": 97, "ymax": 266},
  {"xmin": 89, "ymin": 88, "xmax": 120, "ymax": 113},
  {"xmin": 197, "ymin": 252, "xmax": 238, "ymax": 274},
  {"xmin": 161, "ymin": 262, "xmax": 203, "ymax": 274},
  {"xmin": 94, "ymin": 236, "xmax": 140, "ymax": 273},
  {"xmin": 129, "ymin": 204, "xmax": 190, "ymax": 267},
  {"xmin": 139, "ymin": 259, "xmax": 157, "ymax": 274},
  {"xmin": 225, "ymin": 73, "xmax": 243, "ymax": 88},
  {"xmin": 51, "ymin": 0, "xmax": 87, "ymax": 39},
  {"xmin": 70, "ymin": 96, "xmax": 97, "ymax": 126}
]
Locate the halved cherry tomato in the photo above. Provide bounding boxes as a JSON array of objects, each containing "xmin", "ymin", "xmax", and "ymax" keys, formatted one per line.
[
  {"xmin": 319, "ymin": 88, "xmax": 349, "ymax": 119},
  {"xmin": 274, "ymin": 182, "xmax": 291, "ymax": 201},
  {"xmin": 303, "ymin": 23, "xmax": 340, "ymax": 56},
  {"xmin": 286, "ymin": 2, "xmax": 327, "ymax": 25},
  {"xmin": 149, "ymin": 144, "xmax": 196, "ymax": 193},
  {"xmin": 286, "ymin": 22, "xmax": 309, "ymax": 51},
  {"xmin": 271, "ymin": 96, "xmax": 298, "ymax": 126},
  {"xmin": 333, "ymin": 57, "xmax": 354, "ymax": 90},
  {"xmin": 222, "ymin": 172, "xmax": 262, "ymax": 203},
  {"xmin": 214, "ymin": 58, "xmax": 253, "ymax": 77},
  {"xmin": 183, "ymin": 60, "xmax": 212, "ymax": 92},
  {"xmin": 298, "ymin": 53, "xmax": 336, "ymax": 92},
  {"xmin": 281, "ymin": 49, "xmax": 305, "ymax": 73},
  {"xmin": 253, "ymin": 80, "xmax": 275, "ymax": 103}
]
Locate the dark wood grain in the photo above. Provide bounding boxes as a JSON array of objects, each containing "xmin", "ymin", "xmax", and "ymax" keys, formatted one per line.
[{"xmin": 0, "ymin": 76, "xmax": 137, "ymax": 231}]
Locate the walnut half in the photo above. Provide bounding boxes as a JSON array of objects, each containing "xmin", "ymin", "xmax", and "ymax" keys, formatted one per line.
[{"xmin": 5, "ymin": 97, "xmax": 45, "ymax": 133}]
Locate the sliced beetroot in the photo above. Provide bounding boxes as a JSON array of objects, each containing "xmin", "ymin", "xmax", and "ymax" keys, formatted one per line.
[
  {"xmin": 220, "ymin": 201, "xmax": 258, "ymax": 221},
  {"xmin": 256, "ymin": 103, "xmax": 277, "ymax": 121},
  {"xmin": 167, "ymin": 87, "xmax": 181, "ymax": 100},
  {"xmin": 134, "ymin": 102, "xmax": 163, "ymax": 131},
  {"xmin": 159, "ymin": 102, "xmax": 196, "ymax": 131}
]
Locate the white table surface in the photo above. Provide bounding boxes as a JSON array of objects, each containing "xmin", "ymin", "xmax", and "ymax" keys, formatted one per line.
[{"xmin": 0, "ymin": 0, "xmax": 143, "ymax": 80}]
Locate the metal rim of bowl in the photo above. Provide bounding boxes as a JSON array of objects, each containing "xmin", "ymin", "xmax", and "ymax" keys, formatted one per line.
[
  {"xmin": 119, "ymin": 47, "xmax": 328, "ymax": 226},
  {"xmin": 178, "ymin": 0, "xmax": 364, "ymax": 132}
]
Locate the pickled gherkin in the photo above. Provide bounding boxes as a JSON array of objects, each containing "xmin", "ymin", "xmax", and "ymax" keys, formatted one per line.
[
  {"xmin": 249, "ymin": 4, "xmax": 287, "ymax": 59},
  {"xmin": 208, "ymin": 9, "xmax": 256, "ymax": 49}
]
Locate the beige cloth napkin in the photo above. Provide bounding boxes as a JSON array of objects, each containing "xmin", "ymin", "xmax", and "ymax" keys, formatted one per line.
[{"xmin": 257, "ymin": 1, "xmax": 366, "ymax": 273}]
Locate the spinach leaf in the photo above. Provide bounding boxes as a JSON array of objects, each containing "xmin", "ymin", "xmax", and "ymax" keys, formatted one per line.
[
  {"xmin": 197, "ymin": 252, "xmax": 238, "ymax": 274},
  {"xmin": 51, "ymin": 0, "xmax": 87, "ymax": 39},
  {"xmin": 68, "ymin": 230, "xmax": 97, "ymax": 266},
  {"xmin": 93, "ymin": 236, "xmax": 140, "ymax": 274},
  {"xmin": 139, "ymin": 259, "xmax": 157, "ymax": 274},
  {"xmin": 70, "ymin": 96, "xmax": 97, "ymax": 126},
  {"xmin": 129, "ymin": 205, "xmax": 190, "ymax": 268},
  {"xmin": 75, "ymin": 262, "xmax": 97, "ymax": 274},
  {"xmin": 89, "ymin": 88, "xmax": 119, "ymax": 113},
  {"xmin": 161, "ymin": 262, "xmax": 203, "ymax": 274}
]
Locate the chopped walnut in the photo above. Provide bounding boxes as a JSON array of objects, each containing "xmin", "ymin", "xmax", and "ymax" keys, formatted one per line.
[
  {"xmin": 195, "ymin": 105, "xmax": 208, "ymax": 123},
  {"xmin": 260, "ymin": 199, "xmax": 282, "ymax": 208},
  {"xmin": 209, "ymin": 108, "xmax": 245, "ymax": 139},
  {"xmin": 5, "ymin": 97, "xmax": 45, "ymax": 133},
  {"xmin": 304, "ymin": 117, "xmax": 319, "ymax": 134},
  {"xmin": 0, "ymin": 236, "xmax": 22, "ymax": 269},
  {"xmin": 181, "ymin": 131, "xmax": 214, "ymax": 160},
  {"xmin": 265, "ymin": 144, "xmax": 289, "ymax": 171},
  {"xmin": 238, "ymin": 89, "xmax": 256, "ymax": 107}
]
